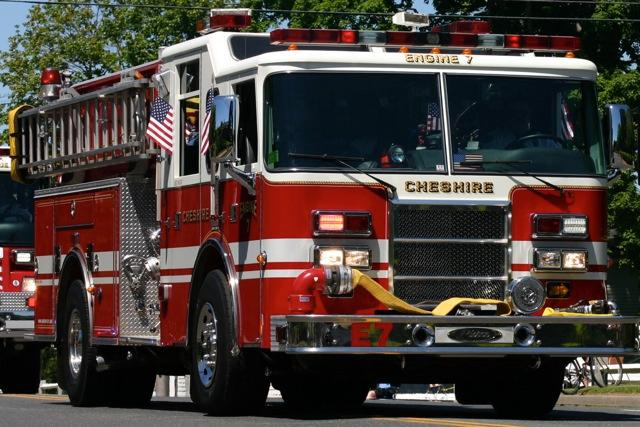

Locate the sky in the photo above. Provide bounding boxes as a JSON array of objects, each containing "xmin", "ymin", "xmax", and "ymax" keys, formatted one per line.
[{"xmin": 0, "ymin": 1, "xmax": 435, "ymax": 102}]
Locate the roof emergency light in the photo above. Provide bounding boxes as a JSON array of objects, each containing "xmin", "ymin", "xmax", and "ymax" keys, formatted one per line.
[
  {"xmin": 40, "ymin": 67, "xmax": 62, "ymax": 102},
  {"xmin": 269, "ymin": 19, "xmax": 580, "ymax": 55},
  {"xmin": 197, "ymin": 8, "xmax": 252, "ymax": 35}
]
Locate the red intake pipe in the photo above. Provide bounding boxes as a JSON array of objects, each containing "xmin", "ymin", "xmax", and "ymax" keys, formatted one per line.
[{"xmin": 289, "ymin": 268, "xmax": 325, "ymax": 313}]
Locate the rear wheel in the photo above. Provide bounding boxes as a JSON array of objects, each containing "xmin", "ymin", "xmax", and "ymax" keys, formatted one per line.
[
  {"xmin": 0, "ymin": 343, "xmax": 41, "ymax": 393},
  {"xmin": 189, "ymin": 270, "xmax": 268, "ymax": 415},
  {"xmin": 58, "ymin": 280, "xmax": 104, "ymax": 406}
]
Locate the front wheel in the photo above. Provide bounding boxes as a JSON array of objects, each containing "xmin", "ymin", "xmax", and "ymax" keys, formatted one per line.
[
  {"xmin": 189, "ymin": 270, "xmax": 268, "ymax": 415},
  {"xmin": 491, "ymin": 359, "xmax": 565, "ymax": 418},
  {"xmin": 277, "ymin": 376, "xmax": 370, "ymax": 412}
]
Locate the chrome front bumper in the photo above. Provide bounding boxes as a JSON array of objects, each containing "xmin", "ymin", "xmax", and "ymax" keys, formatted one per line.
[
  {"xmin": 271, "ymin": 315, "xmax": 640, "ymax": 356},
  {"xmin": 0, "ymin": 310, "xmax": 35, "ymax": 339}
]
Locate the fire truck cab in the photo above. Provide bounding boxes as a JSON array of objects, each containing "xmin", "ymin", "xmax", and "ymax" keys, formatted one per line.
[
  {"xmin": 0, "ymin": 144, "xmax": 40, "ymax": 394},
  {"xmin": 8, "ymin": 10, "xmax": 640, "ymax": 417}
]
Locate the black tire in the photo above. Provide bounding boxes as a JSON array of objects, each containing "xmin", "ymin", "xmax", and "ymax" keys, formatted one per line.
[
  {"xmin": 278, "ymin": 376, "xmax": 370, "ymax": 413},
  {"xmin": 561, "ymin": 359, "xmax": 583, "ymax": 395},
  {"xmin": 491, "ymin": 360, "xmax": 565, "ymax": 418},
  {"xmin": 0, "ymin": 343, "xmax": 41, "ymax": 393},
  {"xmin": 455, "ymin": 380, "xmax": 494, "ymax": 405},
  {"xmin": 57, "ymin": 280, "xmax": 103, "ymax": 406},
  {"xmin": 189, "ymin": 270, "xmax": 268, "ymax": 415}
]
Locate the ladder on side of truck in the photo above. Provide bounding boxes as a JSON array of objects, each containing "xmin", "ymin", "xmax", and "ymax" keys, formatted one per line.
[{"xmin": 16, "ymin": 79, "xmax": 157, "ymax": 179}]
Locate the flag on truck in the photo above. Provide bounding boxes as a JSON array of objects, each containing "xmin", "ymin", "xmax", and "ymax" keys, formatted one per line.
[
  {"xmin": 201, "ymin": 88, "xmax": 214, "ymax": 154},
  {"xmin": 146, "ymin": 98, "xmax": 175, "ymax": 153}
]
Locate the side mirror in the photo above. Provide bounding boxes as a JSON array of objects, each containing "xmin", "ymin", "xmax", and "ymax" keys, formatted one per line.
[
  {"xmin": 210, "ymin": 95, "xmax": 239, "ymax": 163},
  {"xmin": 603, "ymin": 104, "xmax": 636, "ymax": 179}
]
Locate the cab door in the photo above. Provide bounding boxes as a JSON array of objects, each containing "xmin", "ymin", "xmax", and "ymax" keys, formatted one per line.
[{"xmin": 159, "ymin": 52, "xmax": 206, "ymax": 345}]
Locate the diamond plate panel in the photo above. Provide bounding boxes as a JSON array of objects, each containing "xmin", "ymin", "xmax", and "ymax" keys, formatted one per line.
[
  {"xmin": 394, "ymin": 280, "xmax": 506, "ymax": 304},
  {"xmin": 119, "ymin": 177, "xmax": 160, "ymax": 339},
  {"xmin": 0, "ymin": 292, "xmax": 32, "ymax": 312}
]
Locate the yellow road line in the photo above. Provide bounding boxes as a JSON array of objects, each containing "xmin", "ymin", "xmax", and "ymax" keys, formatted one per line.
[
  {"xmin": 0, "ymin": 394, "xmax": 68, "ymax": 401},
  {"xmin": 377, "ymin": 417, "xmax": 522, "ymax": 427}
]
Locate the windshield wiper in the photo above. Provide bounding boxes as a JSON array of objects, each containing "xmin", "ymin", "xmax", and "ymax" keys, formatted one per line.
[
  {"xmin": 288, "ymin": 152, "xmax": 397, "ymax": 199},
  {"xmin": 460, "ymin": 159, "xmax": 563, "ymax": 194}
]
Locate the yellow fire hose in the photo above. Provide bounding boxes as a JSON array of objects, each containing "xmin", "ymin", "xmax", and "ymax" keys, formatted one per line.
[{"xmin": 351, "ymin": 269, "xmax": 612, "ymax": 317}]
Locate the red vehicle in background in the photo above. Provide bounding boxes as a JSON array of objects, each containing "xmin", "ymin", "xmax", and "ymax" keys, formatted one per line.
[{"xmin": 0, "ymin": 145, "xmax": 40, "ymax": 393}]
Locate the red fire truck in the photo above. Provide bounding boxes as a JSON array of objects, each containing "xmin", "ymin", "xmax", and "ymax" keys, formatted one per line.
[
  {"xmin": 0, "ymin": 144, "xmax": 40, "ymax": 393},
  {"xmin": 8, "ymin": 10, "xmax": 640, "ymax": 417}
]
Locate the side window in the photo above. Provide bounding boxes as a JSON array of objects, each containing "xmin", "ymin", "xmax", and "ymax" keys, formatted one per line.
[
  {"xmin": 177, "ymin": 60, "xmax": 200, "ymax": 176},
  {"xmin": 234, "ymin": 80, "xmax": 257, "ymax": 165}
]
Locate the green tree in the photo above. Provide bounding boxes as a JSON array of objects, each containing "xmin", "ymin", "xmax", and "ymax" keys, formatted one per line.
[
  {"xmin": 427, "ymin": 0, "xmax": 640, "ymax": 71},
  {"xmin": 608, "ymin": 171, "xmax": 640, "ymax": 273}
]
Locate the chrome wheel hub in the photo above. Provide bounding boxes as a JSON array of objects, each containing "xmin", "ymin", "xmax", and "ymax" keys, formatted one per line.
[
  {"xmin": 68, "ymin": 309, "xmax": 82, "ymax": 378},
  {"xmin": 196, "ymin": 302, "xmax": 218, "ymax": 388}
]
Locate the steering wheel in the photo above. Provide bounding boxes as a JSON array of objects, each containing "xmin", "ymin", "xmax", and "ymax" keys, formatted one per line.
[{"xmin": 505, "ymin": 133, "xmax": 567, "ymax": 150}]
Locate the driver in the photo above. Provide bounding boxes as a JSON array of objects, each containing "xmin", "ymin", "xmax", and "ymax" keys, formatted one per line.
[{"xmin": 483, "ymin": 101, "xmax": 561, "ymax": 149}]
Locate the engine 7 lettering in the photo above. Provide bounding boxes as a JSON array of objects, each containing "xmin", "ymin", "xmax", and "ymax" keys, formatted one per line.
[{"xmin": 351, "ymin": 322, "xmax": 393, "ymax": 347}]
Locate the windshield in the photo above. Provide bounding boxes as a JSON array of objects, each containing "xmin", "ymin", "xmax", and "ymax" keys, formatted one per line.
[
  {"xmin": 0, "ymin": 173, "xmax": 34, "ymax": 247},
  {"xmin": 447, "ymin": 76, "xmax": 605, "ymax": 176},
  {"xmin": 265, "ymin": 73, "xmax": 446, "ymax": 172}
]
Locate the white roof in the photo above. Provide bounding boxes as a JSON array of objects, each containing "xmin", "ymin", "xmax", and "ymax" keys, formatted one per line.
[{"xmin": 161, "ymin": 31, "xmax": 598, "ymax": 81}]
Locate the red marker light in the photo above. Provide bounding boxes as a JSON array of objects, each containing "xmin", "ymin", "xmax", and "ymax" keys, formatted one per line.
[
  {"xmin": 41, "ymin": 68, "xmax": 62, "ymax": 85},
  {"xmin": 505, "ymin": 35, "xmax": 521, "ymax": 49},
  {"xmin": 536, "ymin": 216, "xmax": 562, "ymax": 235}
]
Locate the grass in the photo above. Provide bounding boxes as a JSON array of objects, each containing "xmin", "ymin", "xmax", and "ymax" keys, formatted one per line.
[{"xmin": 579, "ymin": 384, "xmax": 640, "ymax": 394}]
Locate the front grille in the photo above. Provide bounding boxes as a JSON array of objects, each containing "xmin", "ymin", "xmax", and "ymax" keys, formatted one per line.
[
  {"xmin": 392, "ymin": 204, "xmax": 508, "ymax": 304},
  {"xmin": 395, "ymin": 280, "xmax": 506, "ymax": 304}
]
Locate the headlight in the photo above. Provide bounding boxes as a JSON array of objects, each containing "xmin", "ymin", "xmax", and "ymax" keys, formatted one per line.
[
  {"xmin": 535, "ymin": 249, "xmax": 561, "ymax": 269},
  {"xmin": 534, "ymin": 248, "xmax": 588, "ymax": 271},
  {"xmin": 314, "ymin": 247, "xmax": 371, "ymax": 269},
  {"xmin": 22, "ymin": 277, "xmax": 36, "ymax": 293},
  {"xmin": 506, "ymin": 277, "xmax": 546, "ymax": 314},
  {"xmin": 317, "ymin": 248, "xmax": 343, "ymax": 266},
  {"xmin": 563, "ymin": 250, "xmax": 587, "ymax": 270},
  {"xmin": 344, "ymin": 249, "xmax": 371, "ymax": 269}
]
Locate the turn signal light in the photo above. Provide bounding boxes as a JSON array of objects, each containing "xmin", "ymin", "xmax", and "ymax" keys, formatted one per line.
[
  {"xmin": 533, "ymin": 214, "xmax": 588, "ymax": 239},
  {"xmin": 313, "ymin": 211, "xmax": 371, "ymax": 237},
  {"xmin": 547, "ymin": 281, "xmax": 571, "ymax": 298}
]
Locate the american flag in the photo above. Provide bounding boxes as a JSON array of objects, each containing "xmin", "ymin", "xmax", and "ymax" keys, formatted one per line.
[
  {"xmin": 200, "ymin": 89, "xmax": 214, "ymax": 155},
  {"xmin": 453, "ymin": 152, "xmax": 484, "ymax": 170},
  {"xmin": 426, "ymin": 102, "xmax": 441, "ymax": 132},
  {"xmin": 146, "ymin": 98, "xmax": 174, "ymax": 153},
  {"xmin": 560, "ymin": 98, "xmax": 575, "ymax": 141}
]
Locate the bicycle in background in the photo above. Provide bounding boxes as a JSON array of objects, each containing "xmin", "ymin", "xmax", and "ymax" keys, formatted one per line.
[{"xmin": 562, "ymin": 356, "xmax": 624, "ymax": 394}]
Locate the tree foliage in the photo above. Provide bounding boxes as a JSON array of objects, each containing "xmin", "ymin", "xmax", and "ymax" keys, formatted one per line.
[
  {"xmin": 608, "ymin": 171, "xmax": 640, "ymax": 272},
  {"xmin": 428, "ymin": 0, "xmax": 640, "ymax": 71}
]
